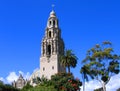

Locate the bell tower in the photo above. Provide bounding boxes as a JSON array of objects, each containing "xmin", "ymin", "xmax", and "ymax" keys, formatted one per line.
[{"xmin": 40, "ymin": 10, "xmax": 66, "ymax": 79}]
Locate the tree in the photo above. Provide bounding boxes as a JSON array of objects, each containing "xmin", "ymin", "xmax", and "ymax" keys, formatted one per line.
[
  {"xmin": 60, "ymin": 50, "xmax": 78, "ymax": 73},
  {"xmin": 32, "ymin": 77, "xmax": 41, "ymax": 84},
  {"xmin": 0, "ymin": 83, "xmax": 19, "ymax": 91},
  {"xmin": 51, "ymin": 72, "xmax": 82, "ymax": 91},
  {"xmin": 0, "ymin": 80, "xmax": 3, "ymax": 84},
  {"xmin": 80, "ymin": 41, "xmax": 120, "ymax": 91},
  {"xmin": 20, "ymin": 83, "xmax": 33, "ymax": 91},
  {"xmin": 80, "ymin": 65, "xmax": 90, "ymax": 91},
  {"xmin": 32, "ymin": 76, "xmax": 52, "ymax": 86}
]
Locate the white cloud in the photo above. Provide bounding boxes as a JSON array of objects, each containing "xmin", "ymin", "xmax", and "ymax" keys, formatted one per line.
[
  {"xmin": 6, "ymin": 72, "xmax": 18, "ymax": 83},
  {"xmin": 0, "ymin": 77, "xmax": 5, "ymax": 83},
  {"xmin": 0, "ymin": 77, "xmax": 4, "ymax": 81},
  {"xmin": 81, "ymin": 73, "xmax": 120, "ymax": 91},
  {"xmin": 5, "ymin": 71, "xmax": 31, "ymax": 84},
  {"xmin": 107, "ymin": 73, "xmax": 120, "ymax": 91},
  {"xmin": 81, "ymin": 80, "xmax": 101, "ymax": 91}
]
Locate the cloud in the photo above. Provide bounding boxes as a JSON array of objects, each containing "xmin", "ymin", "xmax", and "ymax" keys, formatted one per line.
[
  {"xmin": 5, "ymin": 71, "xmax": 31, "ymax": 84},
  {"xmin": 6, "ymin": 72, "xmax": 18, "ymax": 83},
  {"xmin": 81, "ymin": 73, "xmax": 120, "ymax": 91},
  {"xmin": 0, "ymin": 77, "xmax": 5, "ymax": 83},
  {"xmin": 81, "ymin": 80, "xmax": 101, "ymax": 91},
  {"xmin": 107, "ymin": 73, "xmax": 120, "ymax": 91}
]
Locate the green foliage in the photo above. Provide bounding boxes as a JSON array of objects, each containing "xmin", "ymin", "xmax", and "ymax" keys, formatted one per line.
[
  {"xmin": 0, "ymin": 81, "xmax": 3, "ymax": 85},
  {"xmin": 20, "ymin": 76, "xmax": 56, "ymax": 91},
  {"xmin": 32, "ymin": 77, "xmax": 41, "ymax": 84},
  {"xmin": 80, "ymin": 41, "xmax": 120, "ymax": 91},
  {"xmin": 20, "ymin": 81, "xmax": 56, "ymax": 91},
  {"xmin": 20, "ymin": 83, "xmax": 33, "ymax": 91},
  {"xmin": 20, "ymin": 85, "xmax": 57, "ymax": 91},
  {"xmin": 32, "ymin": 76, "xmax": 53, "ymax": 86},
  {"xmin": 51, "ymin": 72, "xmax": 82, "ymax": 91},
  {"xmin": 0, "ymin": 83, "xmax": 19, "ymax": 91},
  {"xmin": 60, "ymin": 50, "xmax": 78, "ymax": 73},
  {"xmin": 40, "ymin": 76, "xmax": 48, "ymax": 85}
]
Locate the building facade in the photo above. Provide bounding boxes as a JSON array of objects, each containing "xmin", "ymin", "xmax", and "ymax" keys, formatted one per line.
[
  {"xmin": 12, "ymin": 74, "xmax": 27, "ymax": 89},
  {"xmin": 40, "ymin": 10, "xmax": 66, "ymax": 79}
]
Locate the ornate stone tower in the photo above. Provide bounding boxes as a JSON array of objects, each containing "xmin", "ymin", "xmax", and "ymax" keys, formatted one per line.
[{"xmin": 40, "ymin": 10, "xmax": 66, "ymax": 79}]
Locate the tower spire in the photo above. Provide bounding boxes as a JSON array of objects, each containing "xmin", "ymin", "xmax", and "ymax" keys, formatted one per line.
[{"xmin": 40, "ymin": 8, "xmax": 66, "ymax": 79}]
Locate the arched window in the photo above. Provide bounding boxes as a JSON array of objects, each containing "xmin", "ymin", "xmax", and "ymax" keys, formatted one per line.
[
  {"xmin": 47, "ymin": 45, "xmax": 51, "ymax": 55},
  {"xmin": 49, "ymin": 31, "xmax": 51, "ymax": 38},
  {"xmin": 52, "ymin": 66, "xmax": 54, "ymax": 70},
  {"xmin": 53, "ymin": 20, "xmax": 55, "ymax": 26},
  {"xmin": 49, "ymin": 21, "xmax": 51, "ymax": 26},
  {"xmin": 43, "ymin": 67, "xmax": 45, "ymax": 71}
]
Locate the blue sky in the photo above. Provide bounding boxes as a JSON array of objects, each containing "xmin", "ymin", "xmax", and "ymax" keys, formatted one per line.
[{"xmin": 0, "ymin": 0, "xmax": 120, "ymax": 90}]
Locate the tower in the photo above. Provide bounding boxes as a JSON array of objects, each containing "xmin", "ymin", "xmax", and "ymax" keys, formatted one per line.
[{"xmin": 40, "ymin": 10, "xmax": 66, "ymax": 79}]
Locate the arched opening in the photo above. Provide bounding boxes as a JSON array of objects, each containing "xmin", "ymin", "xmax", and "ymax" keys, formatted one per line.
[
  {"xmin": 49, "ymin": 21, "xmax": 51, "ymax": 26},
  {"xmin": 53, "ymin": 20, "xmax": 55, "ymax": 26},
  {"xmin": 49, "ymin": 31, "xmax": 51, "ymax": 38},
  {"xmin": 52, "ymin": 66, "xmax": 54, "ymax": 70},
  {"xmin": 43, "ymin": 67, "xmax": 45, "ymax": 71},
  {"xmin": 47, "ymin": 45, "xmax": 51, "ymax": 55}
]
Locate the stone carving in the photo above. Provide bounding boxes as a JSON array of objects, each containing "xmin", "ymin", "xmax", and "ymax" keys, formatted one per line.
[{"xmin": 12, "ymin": 74, "xmax": 27, "ymax": 89}]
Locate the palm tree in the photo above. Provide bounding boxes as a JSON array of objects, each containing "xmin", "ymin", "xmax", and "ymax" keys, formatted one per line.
[
  {"xmin": 60, "ymin": 49, "xmax": 78, "ymax": 73},
  {"xmin": 80, "ymin": 65, "xmax": 90, "ymax": 91}
]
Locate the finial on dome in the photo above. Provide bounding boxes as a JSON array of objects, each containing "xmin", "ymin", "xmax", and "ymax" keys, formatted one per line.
[{"xmin": 50, "ymin": 4, "xmax": 56, "ymax": 17}]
